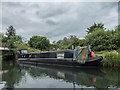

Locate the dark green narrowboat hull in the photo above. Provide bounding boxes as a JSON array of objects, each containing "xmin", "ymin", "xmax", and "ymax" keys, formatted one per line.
[{"xmin": 18, "ymin": 56, "xmax": 103, "ymax": 68}]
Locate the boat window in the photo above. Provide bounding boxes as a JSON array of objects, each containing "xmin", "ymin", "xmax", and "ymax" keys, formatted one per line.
[
  {"xmin": 29, "ymin": 55, "xmax": 32, "ymax": 58},
  {"xmin": 65, "ymin": 52, "xmax": 73, "ymax": 58},
  {"xmin": 49, "ymin": 52, "xmax": 56, "ymax": 58},
  {"xmin": 40, "ymin": 53, "xmax": 49, "ymax": 58},
  {"xmin": 30, "ymin": 54, "xmax": 39, "ymax": 58},
  {"xmin": 21, "ymin": 50, "xmax": 28, "ymax": 54},
  {"xmin": 24, "ymin": 54, "xmax": 29, "ymax": 58}
]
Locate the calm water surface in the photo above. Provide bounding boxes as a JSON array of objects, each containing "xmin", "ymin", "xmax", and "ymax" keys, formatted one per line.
[{"xmin": 0, "ymin": 60, "xmax": 120, "ymax": 89}]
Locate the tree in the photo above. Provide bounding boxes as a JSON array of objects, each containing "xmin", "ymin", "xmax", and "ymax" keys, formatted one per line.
[
  {"xmin": 86, "ymin": 23, "xmax": 105, "ymax": 34},
  {"xmin": 6, "ymin": 25, "xmax": 16, "ymax": 37},
  {"xmin": 115, "ymin": 25, "xmax": 120, "ymax": 32},
  {"xmin": 6, "ymin": 35, "xmax": 22, "ymax": 48},
  {"xmin": 54, "ymin": 35, "xmax": 80, "ymax": 49},
  {"xmin": 79, "ymin": 39, "xmax": 86, "ymax": 47},
  {"xmin": 85, "ymin": 29, "xmax": 119, "ymax": 51},
  {"xmin": 3, "ymin": 26, "xmax": 22, "ymax": 48},
  {"xmin": 0, "ymin": 33, "xmax": 3, "ymax": 47},
  {"xmin": 28, "ymin": 36, "xmax": 50, "ymax": 50}
]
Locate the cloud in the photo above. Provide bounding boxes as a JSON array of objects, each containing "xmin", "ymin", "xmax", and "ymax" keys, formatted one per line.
[
  {"xmin": 46, "ymin": 19, "xmax": 59, "ymax": 25},
  {"xmin": 2, "ymin": 2, "xmax": 118, "ymax": 42}
]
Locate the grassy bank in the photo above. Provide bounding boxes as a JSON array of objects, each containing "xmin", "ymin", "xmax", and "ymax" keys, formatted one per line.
[{"xmin": 95, "ymin": 50, "xmax": 120, "ymax": 67}]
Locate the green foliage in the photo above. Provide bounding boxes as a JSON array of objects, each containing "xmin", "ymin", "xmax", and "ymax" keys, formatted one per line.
[
  {"xmin": 6, "ymin": 25, "xmax": 16, "ymax": 37},
  {"xmin": 79, "ymin": 39, "xmax": 86, "ymax": 47},
  {"xmin": 102, "ymin": 51, "xmax": 120, "ymax": 67},
  {"xmin": 86, "ymin": 23, "xmax": 105, "ymax": 34},
  {"xmin": 53, "ymin": 35, "xmax": 81, "ymax": 50},
  {"xmin": 7, "ymin": 35, "xmax": 22, "ymax": 48},
  {"xmin": 0, "ymin": 33, "xmax": 3, "ymax": 46},
  {"xmin": 115, "ymin": 25, "xmax": 120, "ymax": 32},
  {"xmin": 2, "ymin": 26, "xmax": 23, "ymax": 49},
  {"xmin": 0, "ymin": 32, "xmax": 3, "ymax": 40},
  {"xmin": 28, "ymin": 36, "xmax": 50, "ymax": 50},
  {"xmin": 17, "ymin": 44, "xmax": 40, "ymax": 52},
  {"xmin": 85, "ymin": 29, "xmax": 120, "ymax": 51}
]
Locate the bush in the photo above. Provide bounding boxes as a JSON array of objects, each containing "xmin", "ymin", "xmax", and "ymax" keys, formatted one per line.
[
  {"xmin": 85, "ymin": 29, "xmax": 120, "ymax": 51},
  {"xmin": 17, "ymin": 44, "xmax": 40, "ymax": 53},
  {"xmin": 102, "ymin": 51, "xmax": 120, "ymax": 67}
]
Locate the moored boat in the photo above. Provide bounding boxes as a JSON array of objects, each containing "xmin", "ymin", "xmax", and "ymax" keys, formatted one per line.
[{"xmin": 17, "ymin": 46, "xmax": 104, "ymax": 68}]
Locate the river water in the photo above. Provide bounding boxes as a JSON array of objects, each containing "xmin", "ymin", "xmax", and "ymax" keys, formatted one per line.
[{"xmin": 0, "ymin": 60, "xmax": 120, "ymax": 89}]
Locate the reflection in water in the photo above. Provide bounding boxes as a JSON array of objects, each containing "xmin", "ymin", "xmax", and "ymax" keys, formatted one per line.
[{"xmin": 1, "ymin": 60, "xmax": 120, "ymax": 89}]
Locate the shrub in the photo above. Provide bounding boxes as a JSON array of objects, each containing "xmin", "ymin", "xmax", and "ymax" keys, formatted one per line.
[
  {"xmin": 17, "ymin": 44, "xmax": 40, "ymax": 53},
  {"xmin": 85, "ymin": 29, "xmax": 120, "ymax": 51},
  {"xmin": 102, "ymin": 51, "xmax": 120, "ymax": 67}
]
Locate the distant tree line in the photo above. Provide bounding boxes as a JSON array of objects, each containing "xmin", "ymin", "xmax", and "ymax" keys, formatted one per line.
[
  {"xmin": 1, "ymin": 23, "xmax": 120, "ymax": 52},
  {"xmin": 51, "ymin": 23, "xmax": 120, "ymax": 51}
]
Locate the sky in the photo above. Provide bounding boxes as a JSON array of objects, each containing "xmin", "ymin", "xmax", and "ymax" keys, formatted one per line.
[{"xmin": 2, "ymin": 2, "xmax": 118, "ymax": 42}]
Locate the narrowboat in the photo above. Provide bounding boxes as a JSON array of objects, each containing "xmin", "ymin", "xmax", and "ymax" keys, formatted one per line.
[{"xmin": 17, "ymin": 45, "xmax": 104, "ymax": 68}]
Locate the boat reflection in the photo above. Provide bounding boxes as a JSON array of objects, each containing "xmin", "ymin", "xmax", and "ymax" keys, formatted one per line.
[
  {"xmin": 19, "ymin": 63, "xmax": 119, "ymax": 88},
  {"xmin": 2, "ymin": 59, "xmax": 120, "ymax": 89}
]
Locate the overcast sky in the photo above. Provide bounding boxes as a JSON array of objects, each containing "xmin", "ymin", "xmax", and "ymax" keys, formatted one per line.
[{"xmin": 2, "ymin": 2, "xmax": 118, "ymax": 42}]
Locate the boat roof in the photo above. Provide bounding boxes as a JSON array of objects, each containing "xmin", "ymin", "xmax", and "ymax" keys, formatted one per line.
[
  {"xmin": 24, "ymin": 50, "xmax": 74, "ymax": 54},
  {"xmin": 19, "ymin": 46, "xmax": 88, "ymax": 55}
]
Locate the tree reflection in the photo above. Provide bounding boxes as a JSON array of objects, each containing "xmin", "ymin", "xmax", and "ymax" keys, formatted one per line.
[{"xmin": 2, "ymin": 60, "xmax": 24, "ymax": 88}]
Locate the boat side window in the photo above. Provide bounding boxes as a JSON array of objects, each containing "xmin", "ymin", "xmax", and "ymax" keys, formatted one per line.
[
  {"xmin": 20, "ymin": 54, "xmax": 25, "ymax": 58},
  {"xmin": 31, "ymin": 54, "xmax": 35, "ymax": 58},
  {"xmin": 21, "ymin": 55, "xmax": 24, "ymax": 58},
  {"xmin": 29, "ymin": 54, "xmax": 32, "ymax": 58},
  {"xmin": 39, "ymin": 53, "xmax": 50, "ymax": 58},
  {"xmin": 65, "ymin": 52, "xmax": 73, "ymax": 58},
  {"xmin": 30, "ymin": 54, "xmax": 38, "ymax": 58},
  {"xmin": 36, "ymin": 54, "xmax": 40, "ymax": 58},
  {"xmin": 34, "ymin": 54, "xmax": 39, "ymax": 58},
  {"xmin": 25, "ymin": 54, "xmax": 29, "ymax": 58},
  {"xmin": 49, "ymin": 52, "xmax": 56, "ymax": 58},
  {"xmin": 21, "ymin": 54, "xmax": 28, "ymax": 58}
]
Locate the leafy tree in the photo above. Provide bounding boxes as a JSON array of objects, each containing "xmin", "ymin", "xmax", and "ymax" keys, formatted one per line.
[
  {"xmin": 79, "ymin": 39, "xmax": 86, "ymax": 47},
  {"xmin": 3, "ymin": 26, "xmax": 22, "ymax": 48},
  {"xmin": 28, "ymin": 36, "xmax": 50, "ymax": 50},
  {"xmin": 7, "ymin": 35, "xmax": 22, "ymax": 48},
  {"xmin": 54, "ymin": 35, "xmax": 80, "ymax": 49},
  {"xmin": 85, "ymin": 29, "xmax": 120, "ymax": 51},
  {"xmin": 6, "ymin": 25, "xmax": 16, "ymax": 37},
  {"xmin": 115, "ymin": 25, "xmax": 120, "ymax": 32},
  {"xmin": 0, "ymin": 33, "xmax": 3, "ymax": 46},
  {"xmin": 86, "ymin": 23, "xmax": 105, "ymax": 34}
]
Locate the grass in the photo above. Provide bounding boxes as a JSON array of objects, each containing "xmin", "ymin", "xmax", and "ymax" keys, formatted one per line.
[
  {"xmin": 95, "ymin": 51, "xmax": 107, "ymax": 56},
  {"xmin": 102, "ymin": 51, "xmax": 120, "ymax": 67},
  {"xmin": 95, "ymin": 50, "xmax": 120, "ymax": 67}
]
